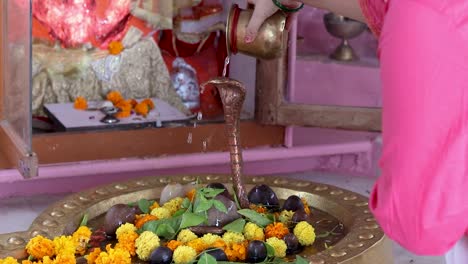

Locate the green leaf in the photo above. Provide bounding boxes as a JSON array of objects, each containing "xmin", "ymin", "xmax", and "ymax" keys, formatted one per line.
[
  {"xmin": 138, "ymin": 199, "xmax": 152, "ymax": 214},
  {"xmin": 237, "ymin": 209, "xmax": 272, "ymax": 227},
  {"xmin": 156, "ymin": 223, "xmax": 176, "ymax": 238},
  {"xmin": 222, "ymin": 218, "xmax": 246, "ymax": 233},
  {"xmin": 213, "ymin": 200, "xmax": 228, "ymax": 213},
  {"xmin": 194, "ymin": 199, "xmax": 213, "ymax": 213},
  {"xmin": 197, "ymin": 253, "xmax": 217, "ymax": 264},
  {"xmin": 182, "ymin": 198, "xmax": 191, "ymax": 209},
  {"xmin": 79, "ymin": 213, "xmax": 88, "ymax": 227},
  {"xmin": 264, "ymin": 242, "xmax": 276, "ymax": 258},
  {"xmin": 173, "ymin": 209, "xmax": 187, "ymax": 217},
  {"xmin": 295, "ymin": 255, "xmax": 309, "ymax": 264},
  {"xmin": 201, "ymin": 188, "xmax": 226, "ymax": 198},
  {"xmin": 139, "ymin": 216, "xmax": 182, "ymax": 239},
  {"xmin": 180, "ymin": 212, "xmax": 207, "ymax": 229}
]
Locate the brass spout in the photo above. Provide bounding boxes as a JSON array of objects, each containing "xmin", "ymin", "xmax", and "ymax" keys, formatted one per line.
[{"xmin": 201, "ymin": 77, "xmax": 249, "ymax": 209}]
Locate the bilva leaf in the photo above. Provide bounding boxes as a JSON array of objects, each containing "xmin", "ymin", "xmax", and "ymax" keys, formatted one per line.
[
  {"xmin": 156, "ymin": 223, "xmax": 176, "ymax": 239},
  {"xmin": 213, "ymin": 200, "xmax": 228, "ymax": 213},
  {"xmin": 222, "ymin": 218, "xmax": 246, "ymax": 233},
  {"xmin": 264, "ymin": 242, "xmax": 276, "ymax": 258},
  {"xmin": 237, "ymin": 209, "xmax": 272, "ymax": 227},
  {"xmin": 180, "ymin": 212, "xmax": 207, "ymax": 229},
  {"xmin": 201, "ymin": 188, "xmax": 226, "ymax": 198},
  {"xmin": 194, "ymin": 199, "xmax": 213, "ymax": 213},
  {"xmin": 138, "ymin": 199, "xmax": 152, "ymax": 214},
  {"xmin": 197, "ymin": 253, "xmax": 217, "ymax": 264},
  {"xmin": 295, "ymin": 255, "xmax": 309, "ymax": 264}
]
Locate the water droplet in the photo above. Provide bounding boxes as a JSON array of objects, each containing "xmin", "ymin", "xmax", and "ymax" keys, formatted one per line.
[
  {"xmin": 222, "ymin": 57, "xmax": 230, "ymax": 77},
  {"xmin": 187, "ymin": 133, "xmax": 193, "ymax": 144}
]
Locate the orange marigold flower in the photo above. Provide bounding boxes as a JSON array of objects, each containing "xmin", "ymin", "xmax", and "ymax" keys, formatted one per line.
[
  {"xmin": 186, "ymin": 238, "xmax": 207, "ymax": 254},
  {"xmin": 149, "ymin": 201, "xmax": 160, "ymax": 211},
  {"xmin": 135, "ymin": 102, "xmax": 150, "ymax": 117},
  {"xmin": 135, "ymin": 214, "xmax": 158, "ymax": 229},
  {"xmin": 86, "ymin": 247, "xmax": 102, "ymax": 264},
  {"xmin": 265, "ymin": 222, "xmax": 289, "ymax": 239},
  {"xmin": 25, "ymin": 235, "xmax": 55, "ymax": 259},
  {"xmin": 225, "ymin": 242, "xmax": 247, "ymax": 262},
  {"xmin": 116, "ymin": 100, "xmax": 133, "ymax": 112},
  {"xmin": 108, "ymin": 41, "xmax": 124, "ymax": 55},
  {"xmin": 73, "ymin": 226, "xmax": 92, "ymax": 255},
  {"xmin": 211, "ymin": 239, "xmax": 226, "ymax": 250},
  {"xmin": 250, "ymin": 204, "xmax": 267, "ymax": 214},
  {"xmin": 115, "ymin": 231, "xmax": 138, "ymax": 256},
  {"xmin": 74, "ymin": 96, "xmax": 88, "ymax": 110},
  {"xmin": 166, "ymin": 240, "xmax": 183, "ymax": 251},
  {"xmin": 141, "ymin": 98, "xmax": 155, "ymax": 110},
  {"xmin": 129, "ymin": 99, "xmax": 138, "ymax": 108},
  {"xmin": 54, "ymin": 253, "xmax": 76, "ymax": 264},
  {"xmin": 115, "ymin": 111, "xmax": 131, "ymax": 119},
  {"xmin": 186, "ymin": 189, "xmax": 196, "ymax": 202},
  {"xmin": 106, "ymin": 91, "xmax": 123, "ymax": 105},
  {"xmin": 301, "ymin": 198, "xmax": 311, "ymax": 215}
]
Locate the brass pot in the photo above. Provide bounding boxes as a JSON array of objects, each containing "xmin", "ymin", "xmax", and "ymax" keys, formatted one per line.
[{"xmin": 226, "ymin": 4, "xmax": 287, "ymax": 60}]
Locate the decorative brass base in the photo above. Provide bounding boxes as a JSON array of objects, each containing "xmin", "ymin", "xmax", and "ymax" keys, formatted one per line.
[
  {"xmin": 0, "ymin": 174, "xmax": 394, "ymax": 264},
  {"xmin": 330, "ymin": 40, "xmax": 359, "ymax": 62}
]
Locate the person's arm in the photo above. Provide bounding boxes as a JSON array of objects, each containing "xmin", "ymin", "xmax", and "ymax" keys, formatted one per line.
[{"xmin": 245, "ymin": 0, "xmax": 366, "ymax": 43}]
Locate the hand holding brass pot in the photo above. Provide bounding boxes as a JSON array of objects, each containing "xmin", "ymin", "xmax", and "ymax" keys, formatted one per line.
[{"xmin": 226, "ymin": 4, "xmax": 288, "ymax": 60}]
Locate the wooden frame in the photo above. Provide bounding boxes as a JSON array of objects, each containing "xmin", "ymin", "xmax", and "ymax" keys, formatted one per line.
[{"xmin": 255, "ymin": 48, "xmax": 382, "ymax": 132}]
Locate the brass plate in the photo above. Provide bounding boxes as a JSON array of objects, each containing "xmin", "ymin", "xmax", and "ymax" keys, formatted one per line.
[{"xmin": 0, "ymin": 175, "xmax": 393, "ymax": 263}]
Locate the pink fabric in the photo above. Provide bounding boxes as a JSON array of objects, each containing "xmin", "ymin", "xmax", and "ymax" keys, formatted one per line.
[{"xmin": 360, "ymin": 0, "xmax": 468, "ymax": 255}]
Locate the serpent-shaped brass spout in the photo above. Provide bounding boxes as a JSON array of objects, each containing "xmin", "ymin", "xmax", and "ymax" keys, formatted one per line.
[{"xmin": 201, "ymin": 77, "xmax": 250, "ymax": 209}]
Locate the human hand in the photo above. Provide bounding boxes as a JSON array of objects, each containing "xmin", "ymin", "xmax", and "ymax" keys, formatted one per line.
[{"xmin": 245, "ymin": 0, "xmax": 279, "ymax": 43}]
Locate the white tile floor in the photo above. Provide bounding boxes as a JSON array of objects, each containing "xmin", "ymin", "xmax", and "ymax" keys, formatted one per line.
[{"xmin": 0, "ymin": 172, "xmax": 446, "ymax": 264}]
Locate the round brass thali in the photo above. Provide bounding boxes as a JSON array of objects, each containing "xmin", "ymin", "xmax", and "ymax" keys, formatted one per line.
[{"xmin": 0, "ymin": 174, "xmax": 393, "ymax": 263}]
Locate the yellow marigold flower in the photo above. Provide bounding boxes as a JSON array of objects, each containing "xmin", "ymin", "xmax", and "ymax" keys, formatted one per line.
[
  {"xmin": 243, "ymin": 222, "xmax": 265, "ymax": 241},
  {"xmin": 149, "ymin": 201, "xmax": 160, "ymax": 211},
  {"xmin": 200, "ymin": 234, "xmax": 221, "ymax": 247},
  {"xmin": 73, "ymin": 226, "xmax": 92, "ymax": 256},
  {"xmin": 162, "ymin": 197, "xmax": 183, "ymax": 215},
  {"xmin": 86, "ymin": 247, "xmax": 101, "ymax": 264},
  {"xmin": 222, "ymin": 231, "xmax": 245, "ymax": 246},
  {"xmin": 150, "ymin": 207, "xmax": 171, "ymax": 219},
  {"xmin": 265, "ymin": 222, "xmax": 289, "ymax": 239},
  {"xmin": 0, "ymin": 257, "xmax": 19, "ymax": 264},
  {"xmin": 186, "ymin": 238, "xmax": 207, "ymax": 254},
  {"xmin": 42, "ymin": 256, "xmax": 55, "ymax": 264},
  {"xmin": 74, "ymin": 96, "xmax": 88, "ymax": 110},
  {"xmin": 176, "ymin": 229, "xmax": 197, "ymax": 243},
  {"xmin": 55, "ymin": 253, "xmax": 77, "ymax": 264},
  {"xmin": 115, "ymin": 223, "xmax": 137, "ymax": 240},
  {"xmin": 166, "ymin": 240, "xmax": 183, "ymax": 251},
  {"xmin": 173, "ymin": 245, "xmax": 197, "ymax": 264},
  {"xmin": 135, "ymin": 231, "xmax": 160, "ymax": 261},
  {"xmin": 108, "ymin": 41, "xmax": 124, "ymax": 55},
  {"xmin": 293, "ymin": 221, "xmax": 315, "ymax": 246},
  {"xmin": 301, "ymin": 198, "xmax": 311, "ymax": 215},
  {"xmin": 135, "ymin": 214, "xmax": 158, "ymax": 229},
  {"xmin": 278, "ymin": 210, "xmax": 294, "ymax": 224},
  {"xmin": 106, "ymin": 91, "xmax": 123, "ymax": 105},
  {"xmin": 225, "ymin": 242, "xmax": 247, "ymax": 262},
  {"xmin": 116, "ymin": 231, "xmax": 139, "ymax": 257},
  {"xmin": 141, "ymin": 98, "xmax": 155, "ymax": 110},
  {"xmin": 53, "ymin": 236, "xmax": 76, "ymax": 257},
  {"xmin": 95, "ymin": 245, "xmax": 131, "ymax": 264},
  {"xmin": 25, "ymin": 235, "xmax": 55, "ymax": 259},
  {"xmin": 266, "ymin": 237, "xmax": 287, "ymax": 258}
]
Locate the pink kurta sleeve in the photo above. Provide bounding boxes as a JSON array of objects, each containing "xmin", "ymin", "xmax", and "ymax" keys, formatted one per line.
[{"xmin": 358, "ymin": 0, "xmax": 387, "ymax": 38}]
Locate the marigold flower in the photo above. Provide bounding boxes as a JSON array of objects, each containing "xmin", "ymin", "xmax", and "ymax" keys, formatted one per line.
[
  {"xmin": 173, "ymin": 245, "xmax": 197, "ymax": 264},
  {"xmin": 149, "ymin": 201, "xmax": 160, "ymax": 211},
  {"xmin": 134, "ymin": 102, "xmax": 149, "ymax": 117},
  {"xmin": 85, "ymin": 247, "xmax": 101, "ymax": 264},
  {"xmin": 41, "ymin": 256, "xmax": 55, "ymax": 264},
  {"xmin": 115, "ymin": 225, "xmax": 138, "ymax": 256},
  {"xmin": 116, "ymin": 100, "xmax": 133, "ymax": 113},
  {"xmin": 128, "ymin": 99, "xmax": 138, "ymax": 108},
  {"xmin": 95, "ymin": 244, "xmax": 131, "ymax": 264},
  {"xmin": 108, "ymin": 41, "xmax": 124, "ymax": 55},
  {"xmin": 55, "ymin": 253, "xmax": 77, "ymax": 264},
  {"xmin": 162, "ymin": 197, "xmax": 183, "ymax": 215},
  {"xmin": 135, "ymin": 214, "xmax": 158, "ymax": 229},
  {"xmin": 74, "ymin": 96, "xmax": 88, "ymax": 110},
  {"xmin": 222, "ymin": 231, "xmax": 245, "ymax": 246},
  {"xmin": 225, "ymin": 242, "xmax": 247, "ymax": 262},
  {"xmin": 250, "ymin": 204, "xmax": 268, "ymax": 214},
  {"xmin": 200, "ymin": 234, "xmax": 221, "ymax": 247},
  {"xmin": 73, "ymin": 226, "xmax": 92, "ymax": 256},
  {"xmin": 243, "ymin": 222, "xmax": 265, "ymax": 241},
  {"xmin": 211, "ymin": 239, "xmax": 227, "ymax": 250},
  {"xmin": 266, "ymin": 237, "xmax": 287, "ymax": 258},
  {"xmin": 186, "ymin": 238, "xmax": 207, "ymax": 253},
  {"xmin": 115, "ymin": 223, "xmax": 137, "ymax": 240},
  {"xmin": 166, "ymin": 240, "xmax": 183, "ymax": 251},
  {"xmin": 301, "ymin": 198, "xmax": 311, "ymax": 215},
  {"xmin": 53, "ymin": 236, "xmax": 76, "ymax": 257},
  {"xmin": 265, "ymin": 222, "xmax": 289, "ymax": 239},
  {"xmin": 176, "ymin": 229, "xmax": 197, "ymax": 243},
  {"xmin": 293, "ymin": 221, "xmax": 315, "ymax": 246},
  {"xmin": 0, "ymin": 257, "xmax": 19, "ymax": 264},
  {"xmin": 135, "ymin": 231, "xmax": 160, "ymax": 261},
  {"xmin": 278, "ymin": 210, "xmax": 294, "ymax": 224},
  {"xmin": 186, "ymin": 189, "xmax": 196, "ymax": 202},
  {"xmin": 150, "ymin": 207, "xmax": 171, "ymax": 219},
  {"xmin": 141, "ymin": 98, "xmax": 155, "ymax": 110},
  {"xmin": 106, "ymin": 91, "xmax": 123, "ymax": 105},
  {"xmin": 25, "ymin": 235, "xmax": 55, "ymax": 259}
]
